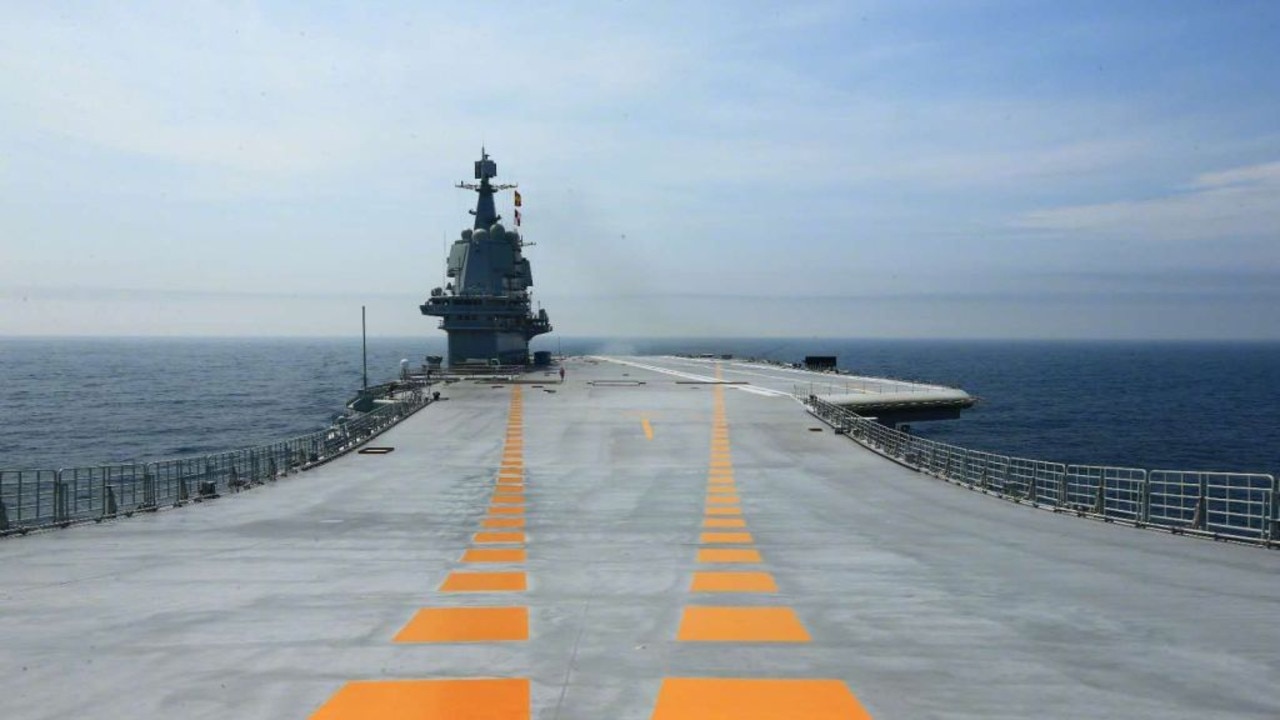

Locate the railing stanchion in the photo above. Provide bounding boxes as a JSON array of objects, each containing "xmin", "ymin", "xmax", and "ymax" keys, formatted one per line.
[{"xmin": 1268, "ymin": 476, "xmax": 1279, "ymax": 545}]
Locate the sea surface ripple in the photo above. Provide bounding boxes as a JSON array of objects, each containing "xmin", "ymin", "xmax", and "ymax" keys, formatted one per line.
[{"xmin": 1, "ymin": 337, "xmax": 1276, "ymax": 477}]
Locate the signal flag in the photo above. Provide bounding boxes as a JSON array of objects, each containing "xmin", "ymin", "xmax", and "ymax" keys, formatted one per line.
[
  {"xmin": 514, "ymin": 190, "xmax": 523, "ymax": 207},
  {"xmin": 515, "ymin": 209, "xmax": 522, "ymax": 226}
]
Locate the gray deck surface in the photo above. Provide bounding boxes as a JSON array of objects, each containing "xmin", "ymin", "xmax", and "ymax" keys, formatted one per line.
[{"xmin": 2, "ymin": 356, "xmax": 1278, "ymax": 719}]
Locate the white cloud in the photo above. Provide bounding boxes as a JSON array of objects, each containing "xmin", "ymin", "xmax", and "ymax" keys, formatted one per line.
[
  {"xmin": 1014, "ymin": 161, "xmax": 1280, "ymax": 244},
  {"xmin": 2, "ymin": 2, "xmax": 1279, "ymax": 338},
  {"xmin": 0, "ymin": 3, "xmax": 687, "ymax": 185}
]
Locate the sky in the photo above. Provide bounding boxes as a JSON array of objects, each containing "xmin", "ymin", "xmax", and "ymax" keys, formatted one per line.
[{"xmin": 2, "ymin": 1, "xmax": 1279, "ymax": 339}]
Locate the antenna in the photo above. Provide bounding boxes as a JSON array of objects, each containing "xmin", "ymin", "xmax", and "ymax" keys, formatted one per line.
[{"xmin": 361, "ymin": 305, "xmax": 368, "ymax": 391}]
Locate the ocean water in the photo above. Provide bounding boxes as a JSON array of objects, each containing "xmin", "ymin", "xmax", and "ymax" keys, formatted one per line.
[
  {"xmin": 1, "ymin": 337, "xmax": 1277, "ymax": 477},
  {"xmin": 0, "ymin": 337, "xmax": 447, "ymax": 469}
]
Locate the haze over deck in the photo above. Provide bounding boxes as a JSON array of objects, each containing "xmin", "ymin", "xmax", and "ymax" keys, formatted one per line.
[{"xmin": 2, "ymin": 2, "xmax": 1279, "ymax": 338}]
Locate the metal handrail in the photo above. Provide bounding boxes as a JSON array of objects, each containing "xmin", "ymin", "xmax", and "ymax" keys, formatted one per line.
[
  {"xmin": 0, "ymin": 391, "xmax": 431, "ymax": 536},
  {"xmin": 805, "ymin": 395, "xmax": 1279, "ymax": 548}
]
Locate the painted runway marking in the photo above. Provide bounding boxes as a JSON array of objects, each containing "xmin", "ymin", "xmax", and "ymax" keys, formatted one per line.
[
  {"xmin": 697, "ymin": 548, "xmax": 762, "ymax": 563},
  {"xmin": 676, "ymin": 606, "xmax": 810, "ymax": 642},
  {"xmin": 699, "ymin": 532, "xmax": 754, "ymax": 544},
  {"xmin": 481, "ymin": 517, "xmax": 525, "ymax": 528},
  {"xmin": 393, "ymin": 607, "xmax": 529, "ymax": 643},
  {"xmin": 702, "ymin": 517, "xmax": 747, "ymax": 528},
  {"xmin": 690, "ymin": 571, "xmax": 778, "ymax": 593},
  {"xmin": 592, "ymin": 357, "xmax": 794, "ymax": 397},
  {"xmin": 310, "ymin": 678, "xmax": 530, "ymax": 720},
  {"xmin": 650, "ymin": 678, "xmax": 870, "ymax": 720},
  {"xmin": 439, "ymin": 571, "xmax": 527, "ymax": 593},
  {"xmin": 462, "ymin": 548, "xmax": 527, "ymax": 564},
  {"xmin": 473, "ymin": 531, "xmax": 525, "ymax": 544},
  {"xmin": 706, "ymin": 495, "xmax": 741, "ymax": 505}
]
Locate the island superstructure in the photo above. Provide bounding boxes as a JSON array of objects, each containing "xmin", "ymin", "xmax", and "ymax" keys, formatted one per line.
[{"xmin": 420, "ymin": 149, "xmax": 551, "ymax": 366}]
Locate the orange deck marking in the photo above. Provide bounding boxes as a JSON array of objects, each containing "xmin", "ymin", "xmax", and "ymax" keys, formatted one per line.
[
  {"xmin": 707, "ymin": 484, "xmax": 736, "ymax": 493},
  {"xmin": 708, "ymin": 467, "xmax": 734, "ymax": 476},
  {"xmin": 705, "ymin": 506, "xmax": 743, "ymax": 516},
  {"xmin": 697, "ymin": 548, "xmax": 761, "ymax": 563},
  {"xmin": 690, "ymin": 571, "xmax": 778, "ymax": 593},
  {"xmin": 703, "ymin": 517, "xmax": 747, "ymax": 528},
  {"xmin": 677, "ymin": 606, "xmax": 810, "ymax": 642},
  {"xmin": 491, "ymin": 493, "xmax": 525, "ymax": 504},
  {"xmin": 699, "ymin": 532, "xmax": 754, "ymax": 544},
  {"xmin": 310, "ymin": 678, "xmax": 529, "ymax": 720},
  {"xmin": 439, "ymin": 571, "xmax": 527, "ymax": 592},
  {"xmin": 481, "ymin": 517, "xmax": 525, "ymax": 528},
  {"xmin": 488, "ymin": 505, "xmax": 525, "ymax": 515},
  {"xmin": 473, "ymin": 531, "xmax": 525, "ymax": 544},
  {"xmin": 650, "ymin": 678, "xmax": 870, "ymax": 720},
  {"xmin": 707, "ymin": 477, "xmax": 735, "ymax": 485},
  {"xmin": 462, "ymin": 548, "xmax": 526, "ymax": 563},
  {"xmin": 393, "ymin": 607, "xmax": 529, "ymax": 643},
  {"xmin": 706, "ymin": 495, "xmax": 740, "ymax": 505}
]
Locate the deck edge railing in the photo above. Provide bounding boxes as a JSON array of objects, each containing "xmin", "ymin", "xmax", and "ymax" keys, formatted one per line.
[
  {"xmin": 0, "ymin": 390, "xmax": 431, "ymax": 537},
  {"xmin": 804, "ymin": 396, "xmax": 1278, "ymax": 548}
]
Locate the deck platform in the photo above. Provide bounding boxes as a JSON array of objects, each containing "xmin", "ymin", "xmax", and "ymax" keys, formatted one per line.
[{"xmin": 2, "ymin": 356, "xmax": 1277, "ymax": 719}]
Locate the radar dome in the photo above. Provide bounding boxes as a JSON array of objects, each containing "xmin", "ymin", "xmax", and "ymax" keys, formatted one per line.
[
  {"xmin": 461, "ymin": 229, "xmax": 473, "ymax": 240},
  {"xmin": 472, "ymin": 228, "xmax": 488, "ymax": 242},
  {"xmin": 490, "ymin": 223, "xmax": 506, "ymax": 236}
]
